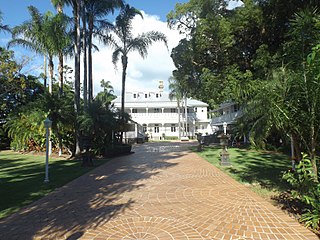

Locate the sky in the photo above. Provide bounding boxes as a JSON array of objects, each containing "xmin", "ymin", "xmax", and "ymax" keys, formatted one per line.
[{"xmin": 0, "ymin": 0, "xmax": 242, "ymax": 96}]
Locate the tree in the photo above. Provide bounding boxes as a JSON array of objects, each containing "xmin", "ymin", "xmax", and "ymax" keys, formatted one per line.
[
  {"xmin": 108, "ymin": 4, "xmax": 168, "ymax": 141},
  {"xmin": 51, "ymin": 0, "xmax": 71, "ymax": 96},
  {"xmin": 95, "ymin": 79, "xmax": 116, "ymax": 107},
  {"xmin": 0, "ymin": 48, "xmax": 43, "ymax": 123},
  {"xmin": 85, "ymin": 0, "xmax": 124, "ymax": 103},
  {"xmin": 8, "ymin": 6, "xmax": 49, "ymax": 89},
  {"xmin": 0, "ymin": 10, "xmax": 10, "ymax": 34},
  {"xmin": 168, "ymin": 74, "xmax": 184, "ymax": 139},
  {"xmin": 9, "ymin": 6, "xmax": 70, "ymax": 95}
]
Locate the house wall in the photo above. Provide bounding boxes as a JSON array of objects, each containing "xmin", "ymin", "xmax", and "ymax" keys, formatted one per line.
[{"xmin": 113, "ymin": 91, "xmax": 212, "ymax": 140}]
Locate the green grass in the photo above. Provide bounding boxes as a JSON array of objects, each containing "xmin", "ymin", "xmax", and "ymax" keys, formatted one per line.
[
  {"xmin": 0, "ymin": 151, "xmax": 110, "ymax": 219},
  {"xmin": 195, "ymin": 146, "xmax": 291, "ymax": 199}
]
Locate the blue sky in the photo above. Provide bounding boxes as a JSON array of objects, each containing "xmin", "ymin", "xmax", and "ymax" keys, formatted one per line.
[
  {"xmin": 0, "ymin": 1, "xmax": 188, "ymax": 27},
  {"xmin": 0, "ymin": 1, "xmax": 242, "ymax": 95}
]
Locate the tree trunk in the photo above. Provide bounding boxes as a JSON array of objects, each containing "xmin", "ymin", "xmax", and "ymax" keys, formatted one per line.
[
  {"xmin": 120, "ymin": 55, "xmax": 128, "ymax": 143},
  {"xmin": 82, "ymin": 1, "xmax": 88, "ymax": 109},
  {"xmin": 74, "ymin": 0, "xmax": 81, "ymax": 156},
  {"xmin": 177, "ymin": 99, "xmax": 181, "ymax": 139},
  {"xmin": 184, "ymin": 96, "xmax": 188, "ymax": 137},
  {"xmin": 48, "ymin": 55, "xmax": 54, "ymax": 94},
  {"xmin": 310, "ymin": 109, "xmax": 317, "ymax": 177},
  {"xmin": 58, "ymin": 52, "xmax": 64, "ymax": 96},
  {"xmin": 88, "ymin": 17, "xmax": 93, "ymax": 104},
  {"xmin": 292, "ymin": 133, "xmax": 302, "ymax": 162},
  {"xmin": 48, "ymin": 55, "xmax": 54, "ymax": 156},
  {"xmin": 43, "ymin": 55, "xmax": 47, "ymax": 89}
]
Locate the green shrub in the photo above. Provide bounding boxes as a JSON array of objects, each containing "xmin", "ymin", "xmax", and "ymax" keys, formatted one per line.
[
  {"xmin": 104, "ymin": 144, "xmax": 132, "ymax": 157},
  {"xmin": 282, "ymin": 154, "xmax": 320, "ymax": 230}
]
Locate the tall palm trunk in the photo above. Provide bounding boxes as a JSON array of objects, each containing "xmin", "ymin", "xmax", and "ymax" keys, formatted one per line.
[
  {"xmin": 43, "ymin": 55, "xmax": 47, "ymax": 89},
  {"xmin": 55, "ymin": 3, "xmax": 64, "ymax": 96},
  {"xmin": 48, "ymin": 55, "xmax": 54, "ymax": 155},
  {"xmin": 58, "ymin": 53, "xmax": 64, "ymax": 95},
  {"xmin": 184, "ymin": 95, "xmax": 188, "ymax": 137},
  {"xmin": 177, "ymin": 99, "xmax": 181, "ymax": 139},
  {"xmin": 82, "ymin": 0, "xmax": 88, "ymax": 109},
  {"xmin": 120, "ymin": 54, "xmax": 128, "ymax": 143},
  {"xmin": 88, "ymin": 17, "xmax": 94, "ymax": 103},
  {"xmin": 48, "ymin": 55, "xmax": 54, "ymax": 94},
  {"xmin": 53, "ymin": 1, "xmax": 64, "ymax": 156},
  {"xmin": 74, "ymin": 0, "xmax": 81, "ymax": 155}
]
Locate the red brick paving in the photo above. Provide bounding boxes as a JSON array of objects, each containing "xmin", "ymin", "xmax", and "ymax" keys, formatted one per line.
[{"xmin": 0, "ymin": 142, "xmax": 318, "ymax": 239}]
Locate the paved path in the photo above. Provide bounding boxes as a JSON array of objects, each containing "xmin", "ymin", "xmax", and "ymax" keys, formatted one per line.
[{"xmin": 0, "ymin": 142, "xmax": 318, "ymax": 240}]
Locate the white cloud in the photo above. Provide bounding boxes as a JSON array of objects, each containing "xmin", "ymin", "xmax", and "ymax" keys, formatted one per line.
[
  {"xmin": 227, "ymin": 0, "xmax": 243, "ymax": 9},
  {"xmin": 68, "ymin": 11, "xmax": 183, "ymax": 97}
]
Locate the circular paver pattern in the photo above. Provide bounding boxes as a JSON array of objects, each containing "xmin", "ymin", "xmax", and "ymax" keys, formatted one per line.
[{"xmin": 82, "ymin": 217, "xmax": 205, "ymax": 239}]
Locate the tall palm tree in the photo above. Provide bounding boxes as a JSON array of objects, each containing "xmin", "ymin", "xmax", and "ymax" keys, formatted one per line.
[
  {"xmin": 50, "ymin": 0, "xmax": 70, "ymax": 96},
  {"xmin": 108, "ymin": 4, "xmax": 168, "ymax": 141},
  {"xmin": 8, "ymin": 6, "xmax": 56, "ymax": 93},
  {"xmin": 85, "ymin": 0, "xmax": 124, "ymax": 103},
  {"xmin": 169, "ymin": 75, "xmax": 183, "ymax": 139},
  {"xmin": 51, "ymin": 0, "xmax": 82, "ymax": 155}
]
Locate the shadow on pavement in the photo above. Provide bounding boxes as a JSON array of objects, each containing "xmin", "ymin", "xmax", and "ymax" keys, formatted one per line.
[{"xmin": 0, "ymin": 141, "xmax": 196, "ymax": 239}]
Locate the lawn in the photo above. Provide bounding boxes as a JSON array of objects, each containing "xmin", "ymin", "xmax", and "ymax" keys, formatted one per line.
[
  {"xmin": 0, "ymin": 151, "xmax": 109, "ymax": 219},
  {"xmin": 196, "ymin": 145, "xmax": 292, "ymax": 199}
]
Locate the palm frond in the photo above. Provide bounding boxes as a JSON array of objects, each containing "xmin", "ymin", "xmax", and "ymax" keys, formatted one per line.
[
  {"xmin": 7, "ymin": 39, "xmax": 42, "ymax": 54},
  {"xmin": 112, "ymin": 48, "xmax": 123, "ymax": 67}
]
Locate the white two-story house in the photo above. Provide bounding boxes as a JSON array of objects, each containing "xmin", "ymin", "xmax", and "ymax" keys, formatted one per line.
[
  {"xmin": 112, "ymin": 90, "xmax": 212, "ymax": 141},
  {"xmin": 210, "ymin": 101, "xmax": 246, "ymax": 144}
]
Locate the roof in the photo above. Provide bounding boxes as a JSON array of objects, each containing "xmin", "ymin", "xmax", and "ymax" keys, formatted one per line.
[{"xmin": 112, "ymin": 91, "xmax": 208, "ymax": 108}]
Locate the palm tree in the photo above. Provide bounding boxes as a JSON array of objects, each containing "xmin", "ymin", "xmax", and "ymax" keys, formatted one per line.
[
  {"xmin": 108, "ymin": 4, "xmax": 168, "ymax": 141},
  {"xmin": 50, "ymin": 0, "xmax": 70, "ymax": 96},
  {"xmin": 85, "ymin": 0, "xmax": 124, "ymax": 103},
  {"xmin": 95, "ymin": 79, "xmax": 116, "ymax": 107},
  {"xmin": 0, "ymin": 10, "xmax": 10, "ymax": 34},
  {"xmin": 51, "ymin": 0, "xmax": 82, "ymax": 155},
  {"xmin": 169, "ymin": 75, "xmax": 183, "ymax": 139},
  {"xmin": 8, "ymin": 6, "xmax": 56, "ymax": 92}
]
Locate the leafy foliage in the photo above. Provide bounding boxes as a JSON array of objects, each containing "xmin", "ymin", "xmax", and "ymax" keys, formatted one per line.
[{"xmin": 283, "ymin": 154, "xmax": 320, "ymax": 230}]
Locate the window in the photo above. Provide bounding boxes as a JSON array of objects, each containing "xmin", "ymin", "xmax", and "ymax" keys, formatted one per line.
[
  {"xmin": 133, "ymin": 93, "xmax": 137, "ymax": 98},
  {"xmin": 143, "ymin": 124, "xmax": 147, "ymax": 132},
  {"xmin": 171, "ymin": 108, "xmax": 176, "ymax": 113},
  {"xmin": 171, "ymin": 124, "xmax": 176, "ymax": 132},
  {"xmin": 154, "ymin": 124, "xmax": 159, "ymax": 133},
  {"xmin": 154, "ymin": 108, "xmax": 160, "ymax": 113},
  {"xmin": 194, "ymin": 107, "xmax": 197, "ymax": 112},
  {"xmin": 145, "ymin": 93, "xmax": 148, "ymax": 98},
  {"xmin": 132, "ymin": 109, "xmax": 138, "ymax": 113},
  {"xmin": 234, "ymin": 104, "xmax": 239, "ymax": 112},
  {"xmin": 156, "ymin": 93, "xmax": 159, "ymax": 98}
]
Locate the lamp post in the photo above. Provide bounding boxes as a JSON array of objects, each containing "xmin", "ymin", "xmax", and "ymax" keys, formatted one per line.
[
  {"xmin": 220, "ymin": 121, "xmax": 231, "ymax": 166},
  {"xmin": 44, "ymin": 117, "xmax": 52, "ymax": 183},
  {"xmin": 223, "ymin": 121, "xmax": 227, "ymax": 135}
]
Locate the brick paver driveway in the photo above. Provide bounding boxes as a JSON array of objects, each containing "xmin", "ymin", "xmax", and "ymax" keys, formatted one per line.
[{"xmin": 0, "ymin": 142, "xmax": 318, "ymax": 239}]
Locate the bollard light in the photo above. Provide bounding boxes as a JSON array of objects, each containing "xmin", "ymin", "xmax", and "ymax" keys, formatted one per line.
[{"xmin": 44, "ymin": 117, "xmax": 52, "ymax": 183}]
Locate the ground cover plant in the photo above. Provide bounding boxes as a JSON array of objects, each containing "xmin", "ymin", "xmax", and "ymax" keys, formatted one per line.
[{"xmin": 0, "ymin": 150, "xmax": 109, "ymax": 219}]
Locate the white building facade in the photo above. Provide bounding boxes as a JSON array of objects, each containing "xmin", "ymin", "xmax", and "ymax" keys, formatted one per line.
[
  {"xmin": 112, "ymin": 91, "xmax": 212, "ymax": 141},
  {"xmin": 210, "ymin": 101, "xmax": 243, "ymax": 128}
]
